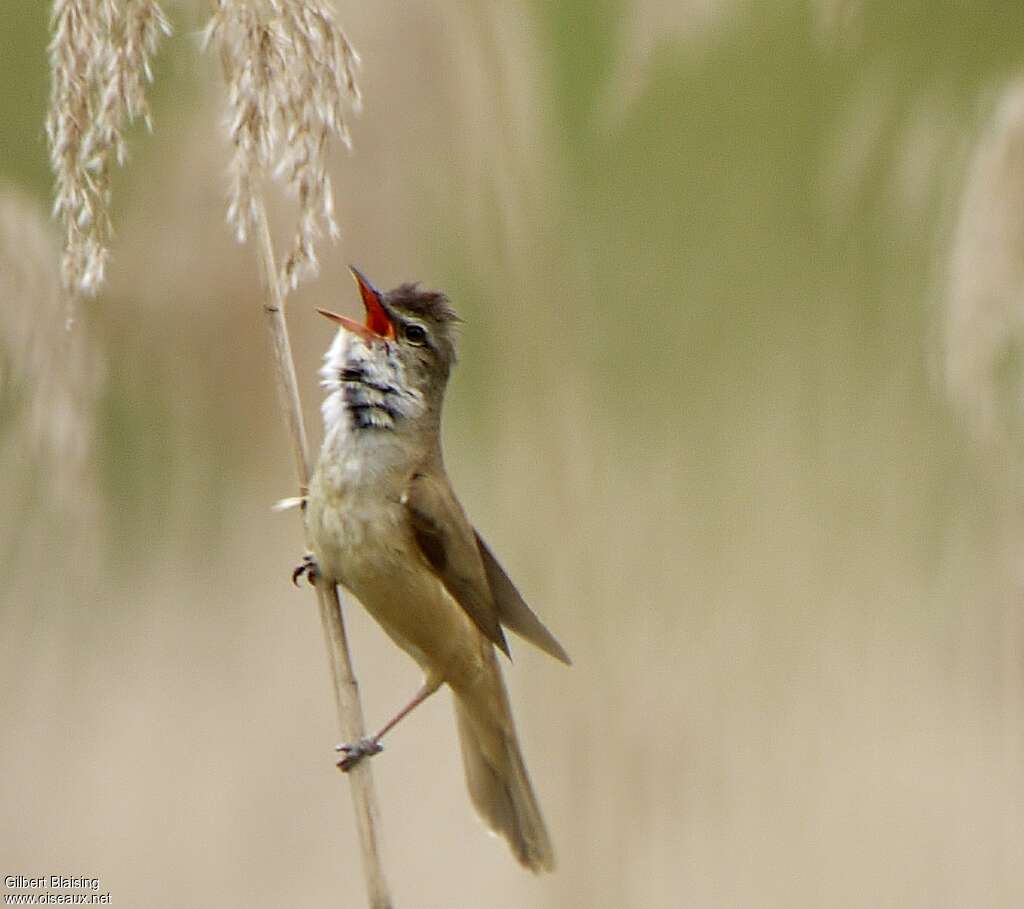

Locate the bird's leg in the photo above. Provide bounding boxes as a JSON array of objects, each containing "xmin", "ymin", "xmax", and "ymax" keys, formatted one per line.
[
  {"xmin": 336, "ymin": 677, "xmax": 442, "ymax": 772},
  {"xmin": 292, "ymin": 553, "xmax": 319, "ymax": 587}
]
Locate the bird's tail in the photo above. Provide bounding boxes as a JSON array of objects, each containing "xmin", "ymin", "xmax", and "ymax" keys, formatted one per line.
[{"xmin": 451, "ymin": 660, "xmax": 555, "ymax": 873}]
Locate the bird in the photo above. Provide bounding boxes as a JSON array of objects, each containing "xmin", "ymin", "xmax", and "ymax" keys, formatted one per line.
[{"xmin": 301, "ymin": 266, "xmax": 570, "ymax": 872}]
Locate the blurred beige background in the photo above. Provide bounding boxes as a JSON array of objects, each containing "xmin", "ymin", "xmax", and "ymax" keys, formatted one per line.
[{"xmin": 4, "ymin": 1, "xmax": 1024, "ymax": 906}]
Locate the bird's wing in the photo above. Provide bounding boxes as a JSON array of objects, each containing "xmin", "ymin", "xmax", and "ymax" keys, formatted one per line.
[
  {"xmin": 473, "ymin": 531, "xmax": 572, "ymax": 665},
  {"xmin": 403, "ymin": 471, "xmax": 510, "ymax": 658}
]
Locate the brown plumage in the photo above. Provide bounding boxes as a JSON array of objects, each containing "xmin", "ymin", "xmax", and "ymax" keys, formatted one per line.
[{"xmin": 307, "ymin": 269, "xmax": 569, "ymax": 872}]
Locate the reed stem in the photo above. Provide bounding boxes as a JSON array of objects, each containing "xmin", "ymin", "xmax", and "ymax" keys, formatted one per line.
[{"xmin": 253, "ymin": 195, "xmax": 393, "ymax": 909}]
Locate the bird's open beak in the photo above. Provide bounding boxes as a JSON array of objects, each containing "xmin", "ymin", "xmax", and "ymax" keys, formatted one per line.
[{"xmin": 317, "ymin": 266, "xmax": 396, "ymax": 342}]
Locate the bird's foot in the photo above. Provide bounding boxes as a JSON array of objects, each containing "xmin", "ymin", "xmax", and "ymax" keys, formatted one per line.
[
  {"xmin": 292, "ymin": 553, "xmax": 319, "ymax": 587},
  {"xmin": 335, "ymin": 737, "xmax": 383, "ymax": 772}
]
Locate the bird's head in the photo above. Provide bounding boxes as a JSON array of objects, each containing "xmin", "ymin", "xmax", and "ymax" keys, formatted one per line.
[{"xmin": 318, "ymin": 268, "xmax": 461, "ymax": 432}]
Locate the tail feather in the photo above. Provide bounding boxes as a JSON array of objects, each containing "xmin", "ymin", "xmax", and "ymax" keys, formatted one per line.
[{"xmin": 453, "ymin": 689, "xmax": 555, "ymax": 872}]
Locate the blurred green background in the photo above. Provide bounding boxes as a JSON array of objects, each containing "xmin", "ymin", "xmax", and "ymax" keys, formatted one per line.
[{"xmin": 4, "ymin": 1, "xmax": 1024, "ymax": 906}]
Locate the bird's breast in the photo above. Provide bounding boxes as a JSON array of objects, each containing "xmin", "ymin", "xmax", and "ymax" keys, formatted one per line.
[
  {"xmin": 308, "ymin": 441, "xmax": 407, "ymax": 581},
  {"xmin": 307, "ymin": 465, "xmax": 482, "ymax": 676}
]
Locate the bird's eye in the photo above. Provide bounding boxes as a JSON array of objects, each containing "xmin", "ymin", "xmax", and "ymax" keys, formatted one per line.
[{"xmin": 404, "ymin": 323, "xmax": 428, "ymax": 346}]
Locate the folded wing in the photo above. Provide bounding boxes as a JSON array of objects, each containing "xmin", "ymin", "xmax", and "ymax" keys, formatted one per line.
[
  {"xmin": 474, "ymin": 531, "xmax": 571, "ymax": 665},
  {"xmin": 404, "ymin": 471, "xmax": 510, "ymax": 658}
]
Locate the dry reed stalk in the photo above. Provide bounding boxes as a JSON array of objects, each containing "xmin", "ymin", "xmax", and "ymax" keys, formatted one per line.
[
  {"xmin": 45, "ymin": 0, "xmax": 391, "ymax": 903},
  {"xmin": 204, "ymin": 3, "xmax": 391, "ymax": 906},
  {"xmin": 253, "ymin": 193, "xmax": 392, "ymax": 909}
]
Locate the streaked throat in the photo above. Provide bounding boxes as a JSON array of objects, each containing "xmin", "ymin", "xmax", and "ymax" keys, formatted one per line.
[{"xmin": 320, "ymin": 332, "xmax": 425, "ymax": 437}]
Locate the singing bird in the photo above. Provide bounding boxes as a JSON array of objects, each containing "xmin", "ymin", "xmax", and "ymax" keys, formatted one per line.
[{"xmin": 301, "ymin": 268, "xmax": 570, "ymax": 872}]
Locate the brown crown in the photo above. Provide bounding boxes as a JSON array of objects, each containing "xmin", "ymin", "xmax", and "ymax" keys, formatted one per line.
[{"xmin": 385, "ymin": 283, "xmax": 461, "ymax": 324}]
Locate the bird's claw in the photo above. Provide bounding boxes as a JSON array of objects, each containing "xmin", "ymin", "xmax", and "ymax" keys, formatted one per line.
[
  {"xmin": 335, "ymin": 737, "xmax": 383, "ymax": 772},
  {"xmin": 292, "ymin": 553, "xmax": 319, "ymax": 587}
]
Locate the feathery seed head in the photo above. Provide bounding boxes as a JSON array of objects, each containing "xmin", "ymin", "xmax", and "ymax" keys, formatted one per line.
[
  {"xmin": 46, "ymin": 0, "xmax": 170, "ymax": 300},
  {"xmin": 205, "ymin": 0, "xmax": 361, "ymax": 293}
]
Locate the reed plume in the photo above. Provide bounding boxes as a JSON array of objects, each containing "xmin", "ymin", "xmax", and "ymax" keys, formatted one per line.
[
  {"xmin": 204, "ymin": 0, "xmax": 361, "ymax": 291},
  {"xmin": 46, "ymin": 0, "xmax": 170, "ymax": 300}
]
